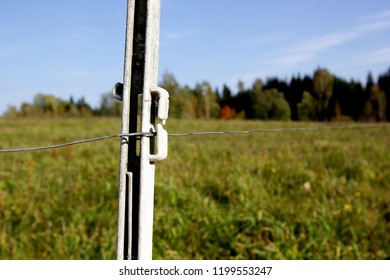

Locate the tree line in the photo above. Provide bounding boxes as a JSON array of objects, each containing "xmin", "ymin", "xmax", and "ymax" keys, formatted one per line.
[
  {"xmin": 5, "ymin": 92, "xmax": 121, "ymax": 118},
  {"xmin": 5, "ymin": 66, "xmax": 390, "ymax": 121}
]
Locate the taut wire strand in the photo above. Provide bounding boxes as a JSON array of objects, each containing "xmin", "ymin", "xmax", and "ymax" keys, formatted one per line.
[
  {"xmin": 167, "ymin": 123, "xmax": 390, "ymax": 137},
  {"xmin": 0, "ymin": 123, "xmax": 389, "ymax": 153},
  {"xmin": 0, "ymin": 132, "xmax": 147, "ymax": 153}
]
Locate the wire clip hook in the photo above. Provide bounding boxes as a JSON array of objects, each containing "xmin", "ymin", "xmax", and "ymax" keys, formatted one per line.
[{"xmin": 149, "ymin": 87, "xmax": 169, "ymax": 162}]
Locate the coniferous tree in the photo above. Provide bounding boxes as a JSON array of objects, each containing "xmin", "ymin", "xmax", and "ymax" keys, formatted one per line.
[{"xmin": 378, "ymin": 67, "xmax": 390, "ymax": 121}]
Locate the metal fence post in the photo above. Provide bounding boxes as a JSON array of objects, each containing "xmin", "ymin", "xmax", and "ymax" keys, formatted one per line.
[{"xmin": 113, "ymin": 0, "xmax": 168, "ymax": 260}]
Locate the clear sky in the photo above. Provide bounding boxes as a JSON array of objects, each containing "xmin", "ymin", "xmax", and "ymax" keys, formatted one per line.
[{"xmin": 1, "ymin": 0, "xmax": 390, "ymax": 114}]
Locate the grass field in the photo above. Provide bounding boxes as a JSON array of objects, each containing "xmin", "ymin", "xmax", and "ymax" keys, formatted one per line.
[{"xmin": 0, "ymin": 117, "xmax": 389, "ymax": 259}]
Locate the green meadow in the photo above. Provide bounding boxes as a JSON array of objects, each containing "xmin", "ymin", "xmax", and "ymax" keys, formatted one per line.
[{"xmin": 0, "ymin": 118, "xmax": 389, "ymax": 259}]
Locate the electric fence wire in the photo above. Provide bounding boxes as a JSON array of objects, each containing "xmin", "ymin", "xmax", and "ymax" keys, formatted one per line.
[
  {"xmin": 167, "ymin": 123, "xmax": 390, "ymax": 137},
  {"xmin": 0, "ymin": 122, "xmax": 389, "ymax": 153},
  {"xmin": 0, "ymin": 132, "xmax": 147, "ymax": 153}
]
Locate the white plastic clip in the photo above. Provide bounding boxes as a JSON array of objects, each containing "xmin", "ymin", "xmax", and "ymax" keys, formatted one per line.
[
  {"xmin": 148, "ymin": 123, "xmax": 168, "ymax": 162},
  {"xmin": 149, "ymin": 87, "xmax": 169, "ymax": 162},
  {"xmin": 151, "ymin": 87, "xmax": 169, "ymax": 125}
]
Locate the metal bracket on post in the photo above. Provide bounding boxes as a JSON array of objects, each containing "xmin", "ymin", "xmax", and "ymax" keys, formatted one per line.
[{"xmin": 114, "ymin": 0, "xmax": 168, "ymax": 260}]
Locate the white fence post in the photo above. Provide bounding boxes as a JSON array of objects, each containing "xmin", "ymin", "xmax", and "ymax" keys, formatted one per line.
[{"xmin": 113, "ymin": 0, "xmax": 168, "ymax": 260}]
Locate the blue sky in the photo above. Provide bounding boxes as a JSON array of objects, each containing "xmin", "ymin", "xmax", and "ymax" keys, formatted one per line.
[{"xmin": 1, "ymin": 0, "xmax": 390, "ymax": 114}]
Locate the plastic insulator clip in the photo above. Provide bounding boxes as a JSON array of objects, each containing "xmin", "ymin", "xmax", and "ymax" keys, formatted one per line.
[{"xmin": 149, "ymin": 87, "xmax": 169, "ymax": 162}]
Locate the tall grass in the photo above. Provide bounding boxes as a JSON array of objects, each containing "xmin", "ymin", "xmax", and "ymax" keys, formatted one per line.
[{"xmin": 0, "ymin": 118, "xmax": 389, "ymax": 259}]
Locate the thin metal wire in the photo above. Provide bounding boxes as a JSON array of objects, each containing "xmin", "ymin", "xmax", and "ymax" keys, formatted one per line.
[
  {"xmin": 0, "ymin": 132, "xmax": 147, "ymax": 153},
  {"xmin": 0, "ymin": 123, "xmax": 388, "ymax": 153},
  {"xmin": 167, "ymin": 122, "xmax": 390, "ymax": 137}
]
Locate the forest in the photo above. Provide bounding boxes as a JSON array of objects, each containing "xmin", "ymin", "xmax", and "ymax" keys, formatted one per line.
[{"xmin": 4, "ymin": 66, "xmax": 390, "ymax": 122}]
